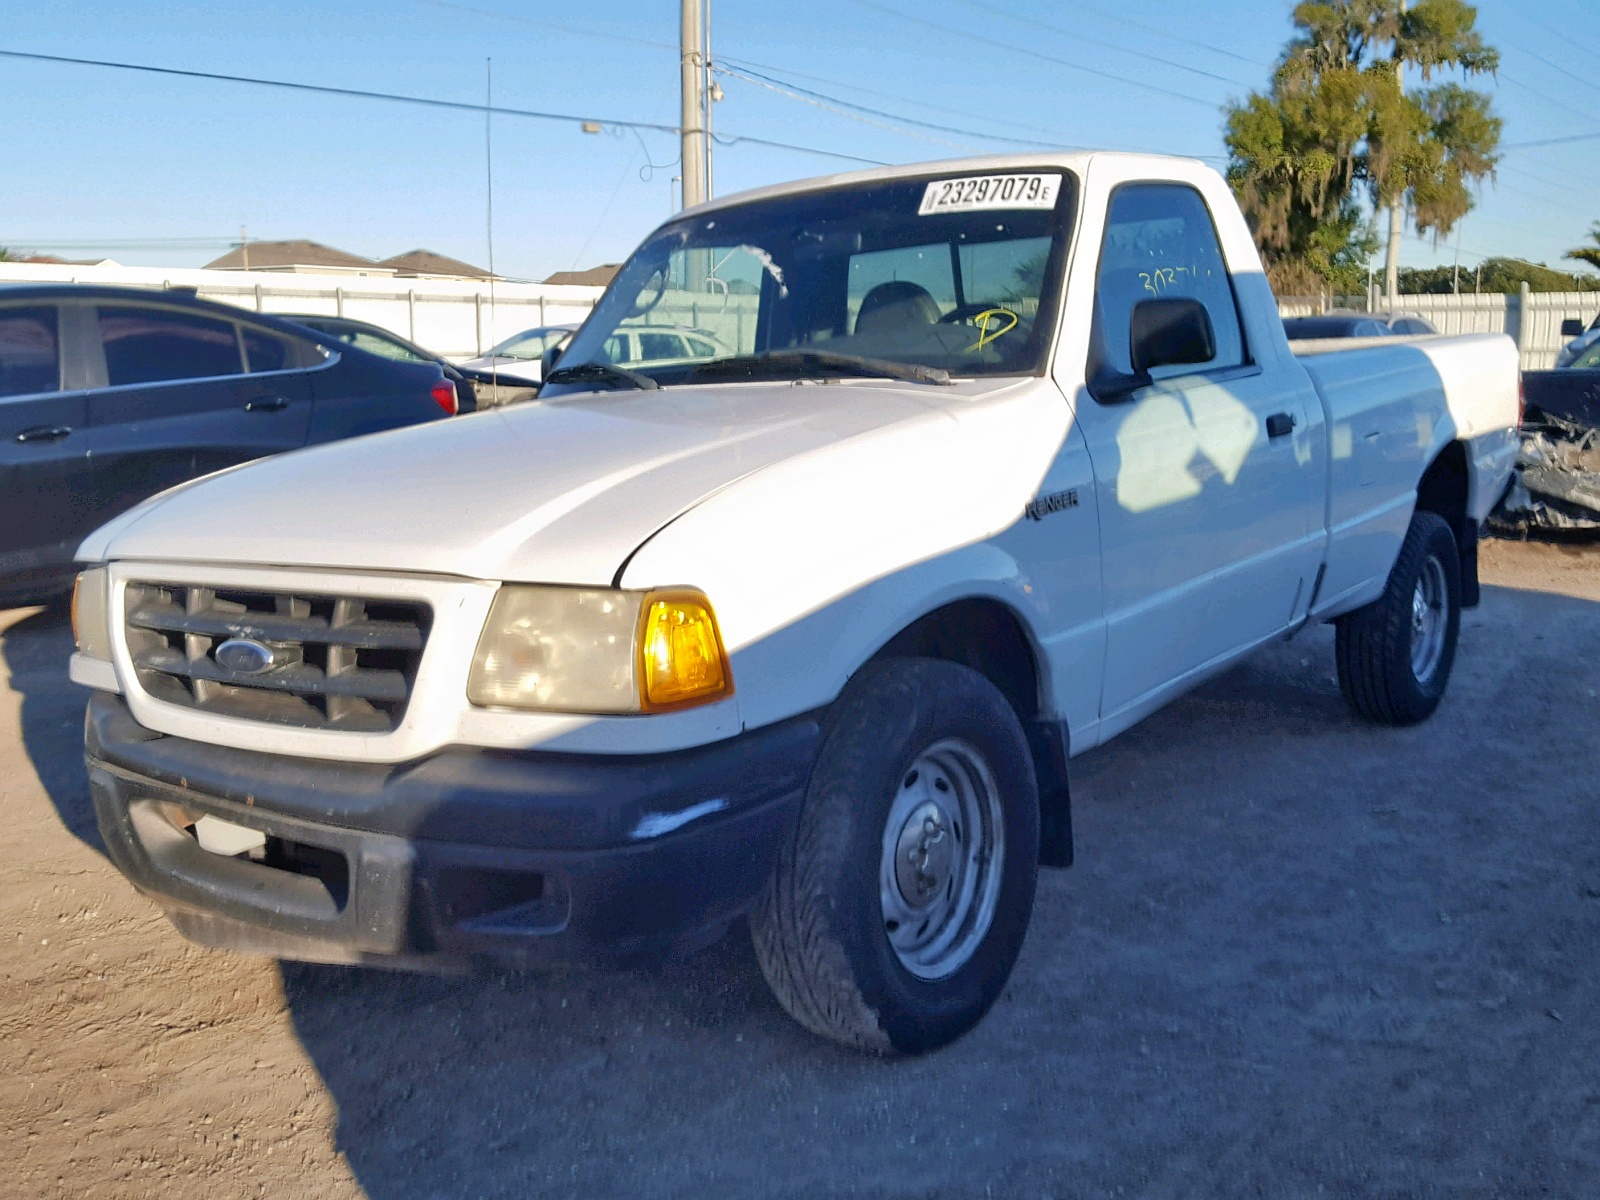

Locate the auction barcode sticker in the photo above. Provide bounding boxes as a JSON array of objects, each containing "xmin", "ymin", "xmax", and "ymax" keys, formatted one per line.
[{"xmin": 918, "ymin": 173, "xmax": 1061, "ymax": 215}]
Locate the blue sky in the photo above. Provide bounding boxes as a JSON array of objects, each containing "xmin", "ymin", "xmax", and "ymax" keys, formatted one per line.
[{"xmin": 3, "ymin": 0, "xmax": 1596, "ymax": 283}]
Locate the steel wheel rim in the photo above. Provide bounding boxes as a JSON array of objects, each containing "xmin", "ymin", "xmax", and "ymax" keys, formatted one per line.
[
  {"xmin": 1410, "ymin": 554, "xmax": 1448, "ymax": 684},
  {"xmin": 878, "ymin": 738, "xmax": 1005, "ymax": 981}
]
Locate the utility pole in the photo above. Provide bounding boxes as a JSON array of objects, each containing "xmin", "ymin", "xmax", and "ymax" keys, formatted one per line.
[
  {"xmin": 679, "ymin": 0, "xmax": 708, "ymax": 211},
  {"xmin": 1452, "ymin": 222, "xmax": 1462, "ymax": 295},
  {"xmin": 1383, "ymin": 0, "xmax": 1406, "ymax": 308}
]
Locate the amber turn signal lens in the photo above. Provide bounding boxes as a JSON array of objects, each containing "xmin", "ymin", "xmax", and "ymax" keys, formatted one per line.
[{"xmin": 638, "ymin": 591, "xmax": 732, "ymax": 711}]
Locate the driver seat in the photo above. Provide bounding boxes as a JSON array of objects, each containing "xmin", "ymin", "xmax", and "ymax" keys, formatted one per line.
[{"xmin": 855, "ymin": 281, "xmax": 941, "ymax": 336}]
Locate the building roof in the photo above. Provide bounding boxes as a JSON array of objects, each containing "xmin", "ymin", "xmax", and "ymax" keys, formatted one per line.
[
  {"xmin": 203, "ymin": 240, "xmax": 390, "ymax": 273},
  {"xmin": 15, "ymin": 254, "xmax": 118, "ymax": 266},
  {"xmin": 543, "ymin": 263, "xmax": 621, "ymax": 287},
  {"xmin": 379, "ymin": 249, "xmax": 494, "ymax": 279}
]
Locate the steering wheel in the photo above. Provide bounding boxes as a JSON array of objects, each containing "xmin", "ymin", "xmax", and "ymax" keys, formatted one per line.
[
  {"xmin": 939, "ymin": 302, "xmax": 1010, "ymax": 325},
  {"xmin": 938, "ymin": 302, "xmax": 1025, "ymax": 351}
]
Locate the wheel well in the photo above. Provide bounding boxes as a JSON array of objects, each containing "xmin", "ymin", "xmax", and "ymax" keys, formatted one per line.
[
  {"xmin": 871, "ymin": 599, "xmax": 1073, "ymax": 866},
  {"xmin": 1415, "ymin": 441, "xmax": 1479, "ymax": 607}
]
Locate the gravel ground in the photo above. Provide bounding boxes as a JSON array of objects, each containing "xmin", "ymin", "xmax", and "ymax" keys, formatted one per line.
[{"xmin": 2, "ymin": 538, "xmax": 1598, "ymax": 1200}]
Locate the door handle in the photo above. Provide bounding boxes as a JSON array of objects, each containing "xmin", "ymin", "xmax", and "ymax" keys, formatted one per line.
[
  {"xmin": 15, "ymin": 425, "xmax": 73, "ymax": 443},
  {"xmin": 1265, "ymin": 412, "xmax": 1297, "ymax": 439},
  {"xmin": 244, "ymin": 396, "xmax": 289, "ymax": 413}
]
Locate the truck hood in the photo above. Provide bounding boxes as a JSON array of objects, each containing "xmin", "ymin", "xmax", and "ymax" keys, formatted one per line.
[{"xmin": 87, "ymin": 381, "xmax": 982, "ymax": 584}]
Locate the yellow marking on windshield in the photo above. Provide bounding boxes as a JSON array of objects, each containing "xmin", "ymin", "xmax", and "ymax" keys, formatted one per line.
[{"xmin": 967, "ymin": 308, "xmax": 1019, "ymax": 352}]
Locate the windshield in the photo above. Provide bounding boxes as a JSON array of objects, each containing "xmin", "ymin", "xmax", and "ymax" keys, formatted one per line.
[
  {"xmin": 309, "ymin": 323, "xmax": 431, "ymax": 363},
  {"xmin": 487, "ymin": 327, "xmax": 573, "ymax": 362},
  {"xmin": 541, "ymin": 170, "xmax": 1077, "ymax": 393}
]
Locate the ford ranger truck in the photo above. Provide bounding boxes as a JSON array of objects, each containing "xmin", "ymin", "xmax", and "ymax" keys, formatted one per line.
[{"xmin": 71, "ymin": 153, "xmax": 1520, "ymax": 1055}]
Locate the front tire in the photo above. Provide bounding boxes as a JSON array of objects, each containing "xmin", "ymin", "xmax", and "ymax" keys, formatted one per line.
[
  {"xmin": 750, "ymin": 658, "xmax": 1040, "ymax": 1055},
  {"xmin": 1335, "ymin": 509, "xmax": 1461, "ymax": 726}
]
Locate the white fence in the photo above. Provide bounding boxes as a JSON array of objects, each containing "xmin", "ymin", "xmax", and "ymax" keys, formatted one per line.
[
  {"xmin": 1280, "ymin": 287, "xmax": 1598, "ymax": 370},
  {"xmin": 0, "ymin": 261, "xmax": 604, "ymax": 361}
]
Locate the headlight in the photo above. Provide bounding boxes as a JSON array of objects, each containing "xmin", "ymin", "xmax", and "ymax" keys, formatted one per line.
[
  {"xmin": 467, "ymin": 585, "xmax": 732, "ymax": 714},
  {"xmin": 72, "ymin": 568, "xmax": 112, "ymax": 662}
]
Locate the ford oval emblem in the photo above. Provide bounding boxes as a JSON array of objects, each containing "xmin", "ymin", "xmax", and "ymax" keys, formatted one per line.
[{"xmin": 215, "ymin": 638, "xmax": 277, "ymax": 675}]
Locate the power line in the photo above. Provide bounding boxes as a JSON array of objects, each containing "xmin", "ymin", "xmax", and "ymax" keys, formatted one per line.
[
  {"xmin": 1499, "ymin": 72, "xmax": 1600, "ymax": 129},
  {"xmin": 1071, "ymin": 3, "xmax": 1271, "ymax": 67},
  {"xmin": 1507, "ymin": 164, "xmax": 1599, "ymax": 203},
  {"xmin": 1500, "ymin": 39, "xmax": 1600, "ymax": 102},
  {"xmin": 851, "ymin": 0, "xmax": 1221, "ymax": 109},
  {"xmin": 0, "ymin": 47, "xmax": 884, "ymax": 167},
  {"xmin": 956, "ymin": 0, "xmax": 1255, "ymax": 89},
  {"xmin": 1507, "ymin": 6, "xmax": 1600, "ymax": 66},
  {"xmin": 1503, "ymin": 130, "xmax": 1600, "ymax": 150},
  {"xmin": 715, "ymin": 64, "xmax": 1079, "ymax": 152},
  {"xmin": 718, "ymin": 61, "xmax": 1227, "ymax": 163},
  {"xmin": 719, "ymin": 55, "xmax": 1227, "ymax": 159},
  {"xmin": 418, "ymin": 0, "xmax": 678, "ymax": 53},
  {"xmin": 399, "ymin": 2, "xmax": 1232, "ymax": 163},
  {"xmin": 720, "ymin": 54, "xmax": 1075, "ymax": 139}
]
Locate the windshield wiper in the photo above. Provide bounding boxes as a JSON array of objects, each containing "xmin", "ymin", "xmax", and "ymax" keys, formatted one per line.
[
  {"xmin": 543, "ymin": 361, "xmax": 660, "ymax": 391},
  {"xmin": 690, "ymin": 349, "xmax": 952, "ymax": 386}
]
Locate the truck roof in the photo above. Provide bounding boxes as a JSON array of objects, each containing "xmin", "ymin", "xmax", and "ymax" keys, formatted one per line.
[{"xmin": 678, "ymin": 151, "xmax": 1210, "ymax": 220}]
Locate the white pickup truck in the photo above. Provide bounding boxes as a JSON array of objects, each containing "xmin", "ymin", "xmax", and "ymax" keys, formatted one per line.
[{"xmin": 70, "ymin": 153, "xmax": 1519, "ymax": 1055}]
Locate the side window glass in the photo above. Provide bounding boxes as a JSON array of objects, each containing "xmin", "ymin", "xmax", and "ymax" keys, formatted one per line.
[
  {"xmin": 0, "ymin": 306, "xmax": 60, "ymax": 398},
  {"xmin": 1094, "ymin": 185, "xmax": 1246, "ymax": 380},
  {"xmin": 637, "ymin": 332, "xmax": 686, "ymax": 360},
  {"xmin": 98, "ymin": 308, "xmax": 243, "ymax": 386},
  {"xmin": 242, "ymin": 327, "xmax": 293, "ymax": 373}
]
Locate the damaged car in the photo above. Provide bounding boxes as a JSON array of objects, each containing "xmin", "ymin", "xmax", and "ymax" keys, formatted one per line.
[{"xmin": 1492, "ymin": 347, "xmax": 1600, "ymax": 535}]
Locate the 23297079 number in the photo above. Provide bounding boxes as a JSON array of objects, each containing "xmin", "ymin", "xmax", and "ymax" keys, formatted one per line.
[{"xmin": 918, "ymin": 173, "xmax": 1061, "ymax": 215}]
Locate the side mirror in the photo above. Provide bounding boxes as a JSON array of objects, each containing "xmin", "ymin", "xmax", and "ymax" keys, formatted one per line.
[
  {"xmin": 539, "ymin": 341, "xmax": 564, "ymax": 381},
  {"xmin": 1561, "ymin": 319, "xmax": 1585, "ymax": 339},
  {"xmin": 1130, "ymin": 298, "xmax": 1216, "ymax": 375}
]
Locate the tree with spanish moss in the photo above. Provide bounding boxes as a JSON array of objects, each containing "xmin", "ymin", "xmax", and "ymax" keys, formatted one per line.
[{"xmin": 1224, "ymin": 0, "xmax": 1501, "ymax": 295}]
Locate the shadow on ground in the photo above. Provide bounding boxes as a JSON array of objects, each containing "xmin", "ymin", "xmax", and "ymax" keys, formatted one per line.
[{"xmin": 1, "ymin": 599, "xmax": 101, "ymax": 852}]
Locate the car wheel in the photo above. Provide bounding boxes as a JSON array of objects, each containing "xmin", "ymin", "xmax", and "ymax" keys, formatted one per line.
[
  {"xmin": 1335, "ymin": 509, "xmax": 1461, "ymax": 726},
  {"xmin": 750, "ymin": 658, "xmax": 1039, "ymax": 1055}
]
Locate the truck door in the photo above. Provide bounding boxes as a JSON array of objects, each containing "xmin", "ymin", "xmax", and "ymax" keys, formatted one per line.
[{"xmin": 1073, "ymin": 183, "xmax": 1322, "ymax": 723}]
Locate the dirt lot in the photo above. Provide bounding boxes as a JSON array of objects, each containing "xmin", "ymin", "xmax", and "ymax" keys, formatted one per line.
[{"xmin": 3, "ymin": 538, "xmax": 1598, "ymax": 1200}]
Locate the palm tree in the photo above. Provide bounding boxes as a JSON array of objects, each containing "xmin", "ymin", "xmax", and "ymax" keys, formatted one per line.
[{"xmin": 1567, "ymin": 223, "xmax": 1600, "ymax": 272}]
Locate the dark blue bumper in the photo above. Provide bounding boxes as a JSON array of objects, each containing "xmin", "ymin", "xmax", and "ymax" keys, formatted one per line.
[{"xmin": 85, "ymin": 693, "xmax": 817, "ymax": 968}]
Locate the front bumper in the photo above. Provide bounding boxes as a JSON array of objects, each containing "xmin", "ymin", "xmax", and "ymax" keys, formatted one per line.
[{"xmin": 85, "ymin": 693, "xmax": 817, "ymax": 968}]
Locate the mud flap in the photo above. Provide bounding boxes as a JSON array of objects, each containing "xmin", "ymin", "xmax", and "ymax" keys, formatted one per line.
[{"xmin": 1028, "ymin": 718, "xmax": 1073, "ymax": 868}]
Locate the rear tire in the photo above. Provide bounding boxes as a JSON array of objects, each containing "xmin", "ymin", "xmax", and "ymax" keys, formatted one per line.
[
  {"xmin": 750, "ymin": 658, "xmax": 1039, "ymax": 1055},
  {"xmin": 1335, "ymin": 509, "xmax": 1461, "ymax": 726}
]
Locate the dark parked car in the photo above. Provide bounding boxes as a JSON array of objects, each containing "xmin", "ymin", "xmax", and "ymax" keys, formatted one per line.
[
  {"xmin": 1523, "ymin": 338, "xmax": 1600, "ymax": 431},
  {"xmin": 0, "ymin": 284, "xmax": 461, "ymax": 605},
  {"xmin": 279, "ymin": 314, "xmax": 487, "ymax": 415}
]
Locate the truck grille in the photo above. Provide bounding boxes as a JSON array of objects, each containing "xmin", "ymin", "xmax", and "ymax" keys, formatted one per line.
[{"xmin": 123, "ymin": 582, "xmax": 431, "ymax": 733}]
